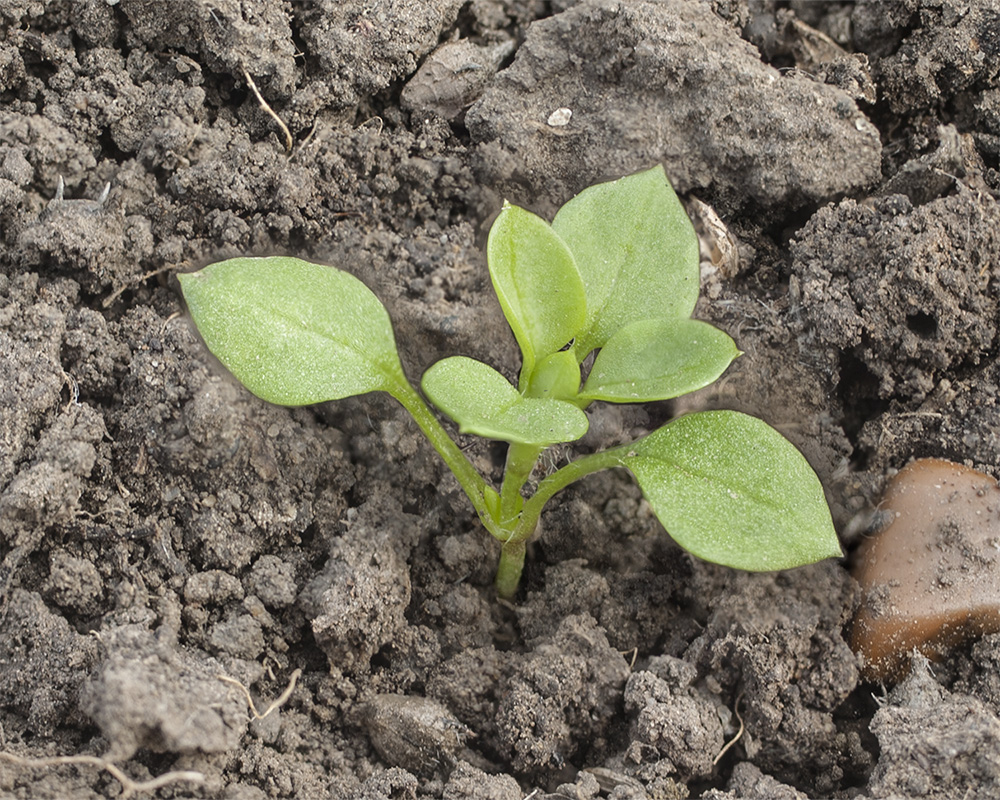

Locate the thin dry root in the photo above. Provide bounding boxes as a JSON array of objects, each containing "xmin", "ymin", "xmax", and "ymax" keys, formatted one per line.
[
  {"xmin": 242, "ymin": 68, "xmax": 293, "ymax": 152},
  {"xmin": 713, "ymin": 690, "xmax": 745, "ymax": 765},
  {"xmin": 102, "ymin": 265, "xmax": 176, "ymax": 308},
  {"xmin": 218, "ymin": 667, "xmax": 302, "ymax": 720},
  {"xmin": 0, "ymin": 751, "xmax": 205, "ymax": 798}
]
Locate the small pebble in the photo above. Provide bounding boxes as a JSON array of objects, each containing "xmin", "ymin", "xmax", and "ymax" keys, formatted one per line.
[
  {"xmin": 360, "ymin": 694, "xmax": 470, "ymax": 773},
  {"xmin": 851, "ymin": 458, "xmax": 1000, "ymax": 680},
  {"xmin": 547, "ymin": 107, "xmax": 573, "ymax": 127}
]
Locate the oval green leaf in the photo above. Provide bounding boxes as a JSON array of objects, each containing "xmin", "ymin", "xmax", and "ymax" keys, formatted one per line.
[
  {"xmin": 487, "ymin": 203, "xmax": 586, "ymax": 379},
  {"xmin": 552, "ymin": 165, "xmax": 700, "ymax": 357},
  {"xmin": 178, "ymin": 256, "xmax": 404, "ymax": 406},
  {"xmin": 580, "ymin": 318, "xmax": 740, "ymax": 403},
  {"xmin": 421, "ymin": 356, "xmax": 589, "ymax": 445},
  {"xmin": 623, "ymin": 410, "xmax": 841, "ymax": 571},
  {"xmin": 525, "ymin": 350, "xmax": 581, "ymax": 401}
]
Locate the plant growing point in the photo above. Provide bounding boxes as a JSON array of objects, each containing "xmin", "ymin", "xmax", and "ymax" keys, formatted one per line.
[{"xmin": 178, "ymin": 165, "xmax": 841, "ymax": 598}]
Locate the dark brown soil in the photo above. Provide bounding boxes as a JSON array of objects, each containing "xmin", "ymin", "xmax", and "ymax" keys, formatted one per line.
[{"xmin": 2, "ymin": 1, "xmax": 1000, "ymax": 798}]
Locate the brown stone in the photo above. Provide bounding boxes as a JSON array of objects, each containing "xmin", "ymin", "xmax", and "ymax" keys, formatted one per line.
[{"xmin": 852, "ymin": 459, "xmax": 1000, "ymax": 681}]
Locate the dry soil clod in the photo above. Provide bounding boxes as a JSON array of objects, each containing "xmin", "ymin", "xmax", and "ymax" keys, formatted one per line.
[{"xmin": 851, "ymin": 458, "xmax": 1000, "ymax": 681}]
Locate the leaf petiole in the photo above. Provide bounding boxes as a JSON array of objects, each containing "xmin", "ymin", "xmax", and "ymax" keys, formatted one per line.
[
  {"xmin": 493, "ymin": 445, "xmax": 628, "ymax": 598},
  {"xmin": 387, "ymin": 377, "xmax": 500, "ymax": 537}
]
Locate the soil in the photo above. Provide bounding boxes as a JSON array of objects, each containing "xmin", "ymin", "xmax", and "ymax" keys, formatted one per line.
[{"xmin": 2, "ymin": 1, "xmax": 1000, "ymax": 798}]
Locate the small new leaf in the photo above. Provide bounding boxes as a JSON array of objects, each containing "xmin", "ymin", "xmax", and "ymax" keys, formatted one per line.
[
  {"xmin": 580, "ymin": 318, "xmax": 740, "ymax": 403},
  {"xmin": 488, "ymin": 203, "xmax": 586, "ymax": 381},
  {"xmin": 622, "ymin": 410, "xmax": 841, "ymax": 571},
  {"xmin": 525, "ymin": 350, "xmax": 581, "ymax": 401},
  {"xmin": 178, "ymin": 256, "xmax": 404, "ymax": 405},
  {"xmin": 422, "ymin": 356, "xmax": 589, "ymax": 445},
  {"xmin": 552, "ymin": 165, "xmax": 700, "ymax": 356}
]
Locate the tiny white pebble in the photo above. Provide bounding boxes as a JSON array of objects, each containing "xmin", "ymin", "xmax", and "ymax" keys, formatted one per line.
[{"xmin": 547, "ymin": 107, "xmax": 572, "ymax": 127}]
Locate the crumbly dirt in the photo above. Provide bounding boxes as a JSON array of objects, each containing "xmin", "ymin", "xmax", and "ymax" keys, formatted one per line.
[{"xmin": 2, "ymin": 1, "xmax": 1000, "ymax": 798}]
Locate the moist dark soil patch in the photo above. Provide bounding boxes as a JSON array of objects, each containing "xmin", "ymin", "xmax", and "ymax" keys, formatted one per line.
[{"xmin": 2, "ymin": 1, "xmax": 1000, "ymax": 798}]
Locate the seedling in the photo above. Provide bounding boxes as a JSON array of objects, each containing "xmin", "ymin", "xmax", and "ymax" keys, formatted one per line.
[{"xmin": 178, "ymin": 166, "xmax": 840, "ymax": 598}]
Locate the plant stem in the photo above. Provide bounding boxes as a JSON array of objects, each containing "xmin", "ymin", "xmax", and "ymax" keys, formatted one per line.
[
  {"xmin": 492, "ymin": 442, "xmax": 542, "ymax": 599},
  {"xmin": 494, "ymin": 539, "xmax": 526, "ymax": 599},
  {"xmin": 516, "ymin": 445, "xmax": 630, "ymax": 543},
  {"xmin": 388, "ymin": 378, "xmax": 498, "ymax": 535},
  {"xmin": 389, "ymin": 376, "xmax": 633, "ymax": 600},
  {"xmin": 499, "ymin": 442, "xmax": 542, "ymax": 524},
  {"xmin": 493, "ymin": 444, "xmax": 631, "ymax": 598}
]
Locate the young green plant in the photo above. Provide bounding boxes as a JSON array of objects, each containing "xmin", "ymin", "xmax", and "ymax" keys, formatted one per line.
[{"xmin": 178, "ymin": 165, "xmax": 841, "ymax": 598}]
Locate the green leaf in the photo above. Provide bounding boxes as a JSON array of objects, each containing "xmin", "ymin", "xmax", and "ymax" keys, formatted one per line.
[
  {"xmin": 525, "ymin": 350, "xmax": 581, "ymax": 401},
  {"xmin": 580, "ymin": 318, "xmax": 740, "ymax": 403},
  {"xmin": 623, "ymin": 410, "xmax": 841, "ymax": 570},
  {"xmin": 178, "ymin": 256, "xmax": 404, "ymax": 406},
  {"xmin": 488, "ymin": 203, "xmax": 587, "ymax": 381},
  {"xmin": 421, "ymin": 356, "xmax": 589, "ymax": 445},
  {"xmin": 552, "ymin": 165, "xmax": 700, "ymax": 356}
]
